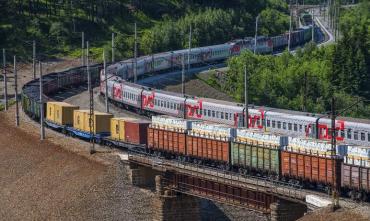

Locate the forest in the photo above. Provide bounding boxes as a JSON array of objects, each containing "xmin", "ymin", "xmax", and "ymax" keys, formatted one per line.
[
  {"xmin": 210, "ymin": 1, "xmax": 369, "ymax": 117},
  {"xmin": 0, "ymin": 0, "xmax": 290, "ymax": 61}
]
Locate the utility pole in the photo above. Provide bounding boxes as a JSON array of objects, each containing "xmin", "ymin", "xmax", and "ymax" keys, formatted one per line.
[
  {"xmin": 87, "ymin": 41, "xmax": 95, "ymax": 154},
  {"xmin": 187, "ymin": 24, "xmax": 192, "ymax": 74},
  {"xmin": 104, "ymin": 50, "xmax": 109, "ymax": 113},
  {"xmin": 134, "ymin": 23, "xmax": 138, "ymax": 83},
  {"xmin": 3, "ymin": 49, "xmax": 8, "ymax": 111},
  {"xmin": 86, "ymin": 41, "xmax": 91, "ymax": 94},
  {"xmin": 82, "ymin": 32, "xmax": 85, "ymax": 66},
  {"xmin": 254, "ymin": 15, "xmax": 259, "ymax": 54},
  {"xmin": 39, "ymin": 62, "xmax": 45, "ymax": 140},
  {"xmin": 330, "ymin": 97, "xmax": 340, "ymax": 210},
  {"xmin": 112, "ymin": 32, "xmax": 115, "ymax": 63},
  {"xmin": 14, "ymin": 56, "xmax": 19, "ymax": 127},
  {"xmin": 303, "ymin": 71, "xmax": 307, "ymax": 112},
  {"xmin": 33, "ymin": 40, "xmax": 36, "ymax": 79},
  {"xmin": 244, "ymin": 66, "xmax": 249, "ymax": 128},
  {"xmin": 181, "ymin": 54, "xmax": 185, "ymax": 95},
  {"xmin": 288, "ymin": 0, "xmax": 292, "ymax": 52},
  {"xmin": 312, "ymin": 9, "xmax": 315, "ymax": 42}
]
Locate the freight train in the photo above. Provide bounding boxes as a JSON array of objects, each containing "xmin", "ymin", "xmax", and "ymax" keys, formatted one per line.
[
  {"xmin": 101, "ymin": 25, "xmax": 369, "ymax": 147},
  {"xmin": 23, "ymin": 92, "xmax": 370, "ymax": 201}
]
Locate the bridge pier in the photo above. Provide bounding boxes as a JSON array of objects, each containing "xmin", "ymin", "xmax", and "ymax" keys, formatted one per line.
[
  {"xmin": 153, "ymin": 175, "xmax": 201, "ymax": 221},
  {"xmin": 270, "ymin": 199, "xmax": 307, "ymax": 221},
  {"xmin": 125, "ymin": 162, "xmax": 160, "ymax": 187}
]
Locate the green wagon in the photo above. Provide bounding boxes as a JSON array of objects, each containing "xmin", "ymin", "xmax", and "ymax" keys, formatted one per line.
[{"xmin": 231, "ymin": 140, "xmax": 281, "ymax": 176}]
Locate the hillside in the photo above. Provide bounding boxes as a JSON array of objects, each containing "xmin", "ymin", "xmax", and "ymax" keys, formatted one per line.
[{"xmin": 0, "ymin": 0, "xmax": 291, "ymax": 62}]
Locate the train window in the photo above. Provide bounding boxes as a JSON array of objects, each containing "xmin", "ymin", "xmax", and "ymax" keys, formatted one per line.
[
  {"xmin": 277, "ymin": 121, "xmax": 281, "ymax": 129},
  {"xmin": 208, "ymin": 110, "xmax": 211, "ymax": 116},
  {"xmin": 368, "ymin": 133, "xmax": 370, "ymax": 141},
  {"xmin": 354, "ymin": 131, "xmax": 359, "ymax": 140},
  {"xmin": 341, "ymin": 130, "xmax": 345, "ymax": 138},
  {"xmin": 167, "ymin": 101, "xmax": 170, "ymax": 109},
  {"xmin": 212, "ymin": 111, "xmax": 215, "ymax": 117},
  {"xmin": 288, "ymin": 123, "xmax": 292, "ymax": 130},
  {"xmin": 299, "ymin": 125, "xmax": 303, "ymax": 132},
  {"xmin": 200, "ymin": 109, "xmax": 203, "ymax": 115},
  {"xmin": 272, "ymin": 120, "xmax": 276, "ymax": 128},
  {"xmin": 294, "ymin": 124, "xmax": 298, "ymax": 131},
  {"xmin": 225, "ymin": 113, "xmax": 228, "ymax": 120},
  {"xmin": 283, "ymin": 122, "xmax": 286, "ymax": 130},
  {"xmin": 203, "ymin": 109, "xmax": 207, "ymax": 116},
  {"xmin": 347, "ymin": 129, "xmax": 352, "ymax": 139},
  {"xmin": 221, "ymin": 112, "xmax": 224, "ymax": 119},
  {"xmin": 170, "ymin": 103, "xmax": 173, "ymax": 109},
  {"xmin": 361, "ymin": 132, "xmax": 365, "ymax": 141},
  {"xmin": 217, "ymin": 111, "xmax": 220, "ymax": 118},
  {"xmin": 161, "ymin": 100, "xmax": 164, "ymax": 107},
  {"xmin": 267, "ymin": 120, "xmax": 271, "ymax": 127}
]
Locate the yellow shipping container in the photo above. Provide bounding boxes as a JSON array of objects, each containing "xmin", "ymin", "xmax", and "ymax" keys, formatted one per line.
[
  {"xmin": 110, "ymin": 117, "xmax": 136, "ymax": 141},
  {"xmin": 73, "ymin": 110, "xmax": 89, "ymax": 131},
  {"xmin": 74, "ymin": 110, "xmax": 113, "ymax": 134},
  {"xmin": 46, "ymin": 102, "xmax": 56, "ymax": 122},
  {"xmin": 47, "ymin": 102, "xmax": 79, "ymax": 125}
]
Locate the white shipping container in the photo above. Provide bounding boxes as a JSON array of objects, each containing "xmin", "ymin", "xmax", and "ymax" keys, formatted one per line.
[
  {"xmin": 347, "ymin": 145, "xmax": 370, "ymax": 158},
  {"xmin": 236, "ymin": 129, "xmax": 288, "ymax": 147},
  {"xmin": 344, "ymin": 156, "xmax": 370, "ymax": 167},
  {"xmin": 191, "ymin": 121, "xmax": 236, "ymax": 138},
  {"xmin": 151, "ymin": 115, "xmax": 198, "ymax": 131}
]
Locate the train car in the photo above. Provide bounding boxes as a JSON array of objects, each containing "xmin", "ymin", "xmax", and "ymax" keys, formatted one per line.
[
  {"xmin": 271, "ymin": 34, "xmax": 289, "ymax": 51},
  {"xmin": 231, "ymin": 140, "xmax": 281, "ymax": 177},
  {"xmin": 341, "ymin": 158, "xmax": 370, "ymax": 201},
  {"xmin": 142, "ymin": 89, "xmax": 185, "ymax": 118},
  {"xmin": 281, "ymin": 147, "xmax": 342, "ymax": 192},
  {"xmin": 185, "ymin": 97, "xmax": 245, "ymax": 127}
]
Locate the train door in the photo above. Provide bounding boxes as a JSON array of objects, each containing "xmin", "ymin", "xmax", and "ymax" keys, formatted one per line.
[{"xmin": 234, "ymin": 113, "xmax": 244, "ymax": 127}]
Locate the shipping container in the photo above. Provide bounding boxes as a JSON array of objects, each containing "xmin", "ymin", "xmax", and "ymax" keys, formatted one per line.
[
  {"xmin": 186, "ymin": 135, "xmax": 230, "ymax": 163},
  {"xmin": 342, "ymin": 160, "xmax": 370, "ymax": 192},
  {"xmin": 110, "ymin": 117, "xmax": 136, "ymax": 141},
  {"xmin": 73, "ymin": 110, "xmax": 113, "ymax": 134},
  {"xmin": 46, "ymin": 102, "xmax": 79, "ymax": 125},
  {"xmin": 148, "ymin": 127, "xmax": 186, "ymax": 155},
  {"xmin": 281, "ymin": 148, "xmax": 342, "ymax": 187},
  {"xmin": 125, "ymin": 120, "xmax": 150, "ymax": 144},
  {"xmin": 151, "ymin": 115, "xmax": 198, "ymax": 132},
  {"xmin": 231, "ymin": 141, "xmax": 280, "ymax": 175},
  {"xmin": 288, "ymin": 137, "xmax": 348, "ymax": 157},
  {"xmin": 236, "ymin": 128, "xmax": 288, "ymax": 146},
  {"xmin": 190, "ymin": 121, "xmax": 236, "ymax": 140}
]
